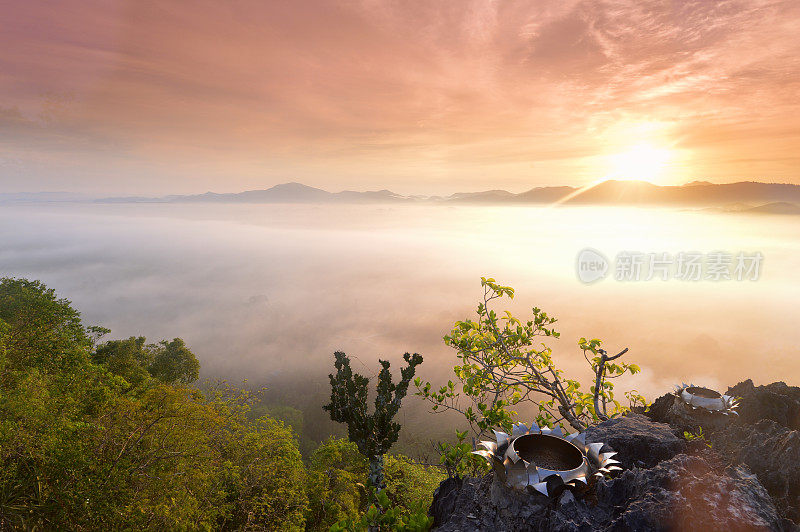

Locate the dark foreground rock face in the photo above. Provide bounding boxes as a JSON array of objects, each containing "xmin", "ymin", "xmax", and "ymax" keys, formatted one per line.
[
  {"xmin": 645, "ymin": 380, "xmax": 800, "ymax": 525},
  {"xmin": 712, "ymin": 420, "xmax": 800, "ymax": 524},
  {"xmin": 431, "ymin": 381, "xmax": 800, "ymax": 531},
  {"xmin": 431, "ymin": 452, "xmax": 785, "ymax": 531},
  {"xmin": 596, "ymin": 453, "xmax": 785, "ymax": 532}
]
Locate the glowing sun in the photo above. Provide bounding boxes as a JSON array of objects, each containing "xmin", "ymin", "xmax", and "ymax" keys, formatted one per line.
[{"xmin": 607, "ymin": 143, "xmax": 671, "ymax": 182}]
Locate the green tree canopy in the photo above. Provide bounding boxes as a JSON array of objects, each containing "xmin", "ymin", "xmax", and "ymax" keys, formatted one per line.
[
  {"xmin": 93, "ymin": 336, "xmax": 200, "ymax": 387},
  {"xmin": 0, "ymin": 277, "xmax": 91, "ymax": 370},
  {"xmin": 0, "ymin": 278, "xmax": 307, "ymax": 530}
]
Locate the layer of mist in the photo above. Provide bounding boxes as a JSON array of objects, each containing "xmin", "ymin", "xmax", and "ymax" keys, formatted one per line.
[{"xmin": 2, "ymin": 202, "xmax": 798, "ymax": 453}]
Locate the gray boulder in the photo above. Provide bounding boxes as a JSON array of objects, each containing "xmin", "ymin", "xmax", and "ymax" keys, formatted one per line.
[{"xmin": 584, "ymin": 413, "xmax": 685, "ymax": 469}]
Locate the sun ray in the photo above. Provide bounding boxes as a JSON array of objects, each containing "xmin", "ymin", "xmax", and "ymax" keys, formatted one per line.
[{"xmin": 548, "ymin": 143, "xmax": 672, "ymax": 208}]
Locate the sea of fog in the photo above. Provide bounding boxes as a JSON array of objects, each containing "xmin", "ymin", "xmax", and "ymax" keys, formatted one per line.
[{"xmin": 1, "ymin": 202, "xmax": 798, "ymax": 447}]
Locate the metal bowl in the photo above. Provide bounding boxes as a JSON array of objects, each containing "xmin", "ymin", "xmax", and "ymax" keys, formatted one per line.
[
  {"xmin": 511, "ymin": 433, "xmax": 585, "ymax": 471},
  {"xmin": 473, "ymin": 422, "xmax": 621, "ymax": 496},
  {"xmin": 675, "ymin": 383, "xmax": 739, "ymax": 415}
]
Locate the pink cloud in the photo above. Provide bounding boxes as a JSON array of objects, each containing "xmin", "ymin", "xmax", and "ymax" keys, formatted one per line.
[{"xmin": 1, "ymin": 0, "xmax": 799, "ymax": 193}]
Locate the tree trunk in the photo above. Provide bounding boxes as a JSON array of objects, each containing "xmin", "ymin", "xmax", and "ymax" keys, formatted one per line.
[{"xmin": 368, "ymin": 454, "xmax": 385, "ymax": 492}]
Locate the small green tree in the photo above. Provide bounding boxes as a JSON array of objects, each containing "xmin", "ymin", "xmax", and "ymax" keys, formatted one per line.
[
  {"xmin": 0, "ymin": 277, "xmax": 92, "ymax": 370},
  {"xmin": 323, "ymin": 351, "xmax": 423, "ymax": 493},
  {"xmin": 148, "ymin": 338, "xmax": 200, "ymax": 384},
  {"xmin": 416, "ymin": 278, "xmax": 644, "ymax": 436},
  {"xmin": 93, "ymin": 336, "xmax": 200, "ymax": 387}
]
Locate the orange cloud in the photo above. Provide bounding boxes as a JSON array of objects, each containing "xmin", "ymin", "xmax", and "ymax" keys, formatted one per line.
[{"xmin": 1, "ymin": 0, "xmax": 799, "ymax": 193}]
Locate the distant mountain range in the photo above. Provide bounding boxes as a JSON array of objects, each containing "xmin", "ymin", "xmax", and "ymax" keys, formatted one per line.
[
  {"xmin": 92, "ymin": 180, "xmax": 800, "ymax": 210},
  {"xmin": 4, "ymin": 181, "xmax": 800, "ymax": 213},
  {"xmin": 0, "ymin": 192, "xmax": 91, "ymax": 203},
  {"xmin": 97, "ymin": 183, "xmax": 407, "ymax": 204}
]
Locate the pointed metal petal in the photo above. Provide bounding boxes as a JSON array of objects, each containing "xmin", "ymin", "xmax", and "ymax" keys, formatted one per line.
[
  {"xmin": 494, "ymin": 430, "xmax": 510, "ymax": 447},
  {"xmin": 606, "ymin": 466, "xmax": 622, "ymax": 472},
  {"xmin": 528, "ymin": 421, "xmax": 540, "ymax": 434},
  {"xmin": 601, "ymin": 451, "xmax": 617, "ymax": 459},
  {"xmin": 527, "ymin": 466, "xmax": 541, "ymax": 485},
  {"xmin": 586, "ymin": 442, "xmax": 604, "ymax": 461},
  {"xmin": 506, "ymin": 461, "xmax": 528, "ymax": 488},
  {"xmin": 550, "ymin": 426, "xmax": 564, "ymax": 437},
  {"xmin": 471, "ymin": 450, "xmax": 493, "ymax": 461},
  {"xmin": 506, "ymin": 446, "xmax": 520, "ymax": 464},
  {"xmin": 573, "ymin": 475, "xmax": 588, "ymax": 484},
  {"xmin": 535, "ymin": 467, "xmax": 560, "ymax": 481},
  {"xmin": 512, "ymin": 422, "xmax": 528, "ymax": 438},
  {"xmin": 479, "ymin": 440, "xmax": 497, "ymax": 453},
  {"xmin": 532, "ymin": 482, "xmax": 549, "ymax": 496},
  {"xmin": 572, "ymin": 432, "xmax": 586, "ymax": 446}
]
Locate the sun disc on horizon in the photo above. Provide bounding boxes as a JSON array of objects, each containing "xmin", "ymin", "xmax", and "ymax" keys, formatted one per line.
[{"xmin": 607, "ymin": 143, "xmax": 672, "ymax": 183}]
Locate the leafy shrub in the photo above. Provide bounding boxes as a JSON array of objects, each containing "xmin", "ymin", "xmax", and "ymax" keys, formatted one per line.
[
  {"xmin": 330, "ymin": 489, "xmax": 432, "ymax": 532},
  {"xmin": 305, "ymin": 438, "xmax": 367, "ymax": 531},
  {"xmin": 436, "ymin": 430, "xmax": 488, "ymax": 479},
  {"xmin": 384, "ymin": 454, "xmax": 445, "ymax": 516},
  {"xmin": 416, "ymin": 277, "xmax": 645, "ymax": 436}
]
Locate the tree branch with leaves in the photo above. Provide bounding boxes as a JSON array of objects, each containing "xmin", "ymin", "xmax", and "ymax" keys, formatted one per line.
[{"xmin": 416, "ymin": 278, "xmax": 644, "ymax": 438}]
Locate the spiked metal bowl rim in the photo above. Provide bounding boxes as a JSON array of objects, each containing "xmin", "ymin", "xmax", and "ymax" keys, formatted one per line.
[
  {"xmin": 685, "ymin": 386, "xmax": 721, "ymax": 399},
  {"xmin": 674, "ymin": 382, "xmax": 739, "ymax": 415},
  {"xmin": 472, "ymin": 421, "xmax": 622, "ymax": 496}
]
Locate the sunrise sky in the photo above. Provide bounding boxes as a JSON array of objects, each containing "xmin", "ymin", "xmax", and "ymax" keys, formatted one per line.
[{"xmin": 2, "ymin": 0, "xmax": 800, "ymax": 195}]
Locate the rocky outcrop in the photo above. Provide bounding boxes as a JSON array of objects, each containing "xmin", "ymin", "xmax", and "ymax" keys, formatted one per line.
[
  {"xmin": 430, "ymin": 380, "xmax": 800, "ymax": 531},
  {"xmin": 430, "ymin": 451, "xmax": 786, "ymax": 531},
  {"xmin": 584, "ymin": 413, "xmax": 685, "ymax": 469},
  {"xmin": 726, "ymin": 380, "xmax": 800, "ymax": 430},
  {"xmin": 595, "ymin": 453, "xmax": 786, "ymax": 531},
  {"xmin": 644, "ymin": 393, "xmax": 733, "ymax": 435}
]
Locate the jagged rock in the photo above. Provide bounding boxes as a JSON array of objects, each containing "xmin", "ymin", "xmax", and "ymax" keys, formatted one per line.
[
  {"xmin": 584, "ymin": 413, "xmax": 685, "ymax": 469},
  {"xmin": 596, "ymin": 453, "xmax": 784, "ymax": 531},
  {"xmin": 712, "ymin": 419, "xmax": 800, "ymax": 524},
  {"xmin": 430, "ymin": 474, "xmax": 552, "ymax": 531},
  {"xmin": 644, "ymin": 392, "xmax": 733, "ymax": 435},
  {"xmin": 430, "ymin": 452, "xmax": 786, "ymax": 531},
  {"xmin": 726, "ymin": 380, "xmax": 800, "ymax": 430},
  {"xmin": 431, "ymin": 384, "xmax": 800, "ymax": 530}
]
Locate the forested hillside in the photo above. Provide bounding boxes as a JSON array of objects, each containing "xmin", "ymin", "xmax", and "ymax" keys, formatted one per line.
[{"xmin": 0, "ymin": 278, "xmax": 441, "ymax": 530}]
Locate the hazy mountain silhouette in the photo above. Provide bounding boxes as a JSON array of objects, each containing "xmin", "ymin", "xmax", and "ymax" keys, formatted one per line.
[
  {"xmin": 89, "ymin": 179, "xmax": 800, "ymax": 208},
  {"xmin": 742, "ymin": 201, "xmax": 800, "ymax": 215},
  {"xmin": 98, "ymin": 182, "xmax": 409, "ymax": 204},
  {"xmin": 0, "ymin": 192, "xmax": 90, "ymax": 203}
]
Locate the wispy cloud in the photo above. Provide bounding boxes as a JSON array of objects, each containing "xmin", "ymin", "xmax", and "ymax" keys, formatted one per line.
[{"xmin": 1, "ymin": 0, "xmax": 799, "ymax": 193}]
